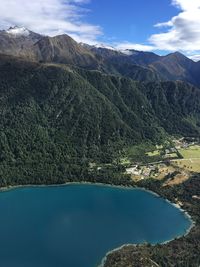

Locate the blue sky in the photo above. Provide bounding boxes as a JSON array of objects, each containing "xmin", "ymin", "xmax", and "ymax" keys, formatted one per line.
[
  {"xmin": 86, "ymin": 0, "xmax": 177, "ymax": 46},
  {"xmin": 1, "ymin": 0, "xmax": 200, "ymax": 59}
]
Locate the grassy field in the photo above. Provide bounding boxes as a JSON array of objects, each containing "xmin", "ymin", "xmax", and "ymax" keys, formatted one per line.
[
  {"xmin": 126, "ymin": 143, "xmax": 200, "ymax": 184},
  {"xmin": 172, "ymin": 159, "xmax": 200, "ymax": 173},
  {"xmin": 171, "ymin": 145, "xmax": 200, "ymax": 173},
  {"xmin": 156, "ymin": 165, "xmax": 176, "ymax": 180},
  {"xmin": 179, "ymin": 145, "xmax": 200, "ymax": 158},
  {"xmin": 164, "ymin": 152, "xmax": 177, "ymax": 158},
  {"xmin": 146, "ymin": 150, "xmax": 160, "ymax": 157}
]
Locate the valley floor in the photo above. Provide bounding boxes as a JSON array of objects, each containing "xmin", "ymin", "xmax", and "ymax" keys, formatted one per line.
[{"xmin": 125, "ymin": 139, "xmax": 200, "ymax": 185}]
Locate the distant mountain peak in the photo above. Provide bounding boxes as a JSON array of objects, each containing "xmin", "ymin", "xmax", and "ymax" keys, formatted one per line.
[
  {"xmin": 120, "ymin": 49, "xmax": 138, "ymax": 55},
  {"xmin": 165, "ymin": 51, "xmax": 188, "ymax": 59},
  {"xmin": 93, "ymin": 43, "xmax": 117, "ymax": 51},
  {"xmin": 6, "ymin": 26, "xmax": 30, "ymax": 37}
]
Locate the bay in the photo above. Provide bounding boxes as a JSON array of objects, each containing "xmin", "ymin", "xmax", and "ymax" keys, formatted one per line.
[{"xmin": 0, "ymin": 184, "xmax": 192, "ymax": 267}]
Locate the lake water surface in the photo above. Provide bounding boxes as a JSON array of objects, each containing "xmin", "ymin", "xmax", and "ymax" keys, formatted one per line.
[{"xmin": 0, "ymin": 184, "xmax": 192, "ymax": 267}]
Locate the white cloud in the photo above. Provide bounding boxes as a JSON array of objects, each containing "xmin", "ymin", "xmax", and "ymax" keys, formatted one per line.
[
  {"xmin": 149, "ymin": 0, "xmax": 200, "ymax": 51},
  {"xmin": 115, "ymin": 42, "xmax": 155, "ymax": 52},
  {"xmin": 1, "ymin": 0, "xmax": 200, "ymax": 56},
  {"xmin": 188, "ymin": 54, "xmax": 200, "ymax": 62},
  {"xmin": 172, "ymin": 0, "xmax": 200, "ymax": 10},
  {"xmin": 113, "ymin": 0, "xmax": 200, "ymax": 57},
  {"xmin": 0, "ymin": 0, "xmax": 102, "ymax": 44},
  {"xmin": 154, "ymin": 21, "xmax": 173, "ymax": 28}
]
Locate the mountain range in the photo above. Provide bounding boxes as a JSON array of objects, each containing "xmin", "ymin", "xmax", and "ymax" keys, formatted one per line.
[
  {"xmin": 1, "ymin": 26, "xmax": 200, "ymax": 85},
  {"xmin": 0, "ymin": 26, "xmax": 200, "ymax": 186}
]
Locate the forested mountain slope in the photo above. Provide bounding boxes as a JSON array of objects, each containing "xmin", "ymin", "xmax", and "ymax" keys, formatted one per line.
[{"xmin": 0, "ymin": 55, "xmax": 200, "ymax": 186}]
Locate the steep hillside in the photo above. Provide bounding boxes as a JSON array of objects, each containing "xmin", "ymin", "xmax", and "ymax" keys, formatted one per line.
[
  {"xmin": 0, "ymin": 27, "xmax": 99, "ymax": 68},
  {"xmin": 0, "ymin": 26, "xmax": 41, "ymax": 60},
  {"xmin": 90, "ymin": 47, "xmax": 162, "ymax": 81},
  {"xmin": 124, "ymin": 50, "xmax": 161, "ymax": 65},
  {"xmin": 0, "ymin": 56, "xmax": 163, "ymax": 186},
  {"xmin": 150, "ymin": 52, "xmax": 198, "ymax": 85},
  {"xmin": 34, "ymin": 35, "xmax": 98, "ymax": 67},
  {"xmin": 122, "ymin": 50, "xmax": 200, "ymax": 86},
  {"xmin": 84, "ymin": 46, "xmax": 200, "ymax": 86},
  {"xmin": 141, "ymin": 81, "xmax": 200, "ymax": 136},
  {"xmin": 0, "ymin": 55, "xmax": 199, "ymax": 186}
]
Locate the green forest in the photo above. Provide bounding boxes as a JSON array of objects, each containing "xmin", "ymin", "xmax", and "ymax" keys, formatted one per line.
[{"xmin": 0, "ymin": 56, "xmax": 200, "ymax": 187}]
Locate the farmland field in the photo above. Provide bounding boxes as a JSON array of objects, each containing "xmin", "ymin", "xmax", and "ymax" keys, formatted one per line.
[
  {"xmin": 179, "ymin": 145, "xmax": 200, "ymax": 159},
  {"xmin": 171, "ymin": 145, "xmax": 200, "ymax": 173},
  {"xmin": 172, "ymin": 159, "xmax": 200, "ymax": 173}
]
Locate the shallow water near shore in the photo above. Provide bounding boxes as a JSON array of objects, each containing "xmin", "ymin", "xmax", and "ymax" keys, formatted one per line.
[{"xmin": 0, "ymin": 184, "xmax": 192, "ymax": 267}]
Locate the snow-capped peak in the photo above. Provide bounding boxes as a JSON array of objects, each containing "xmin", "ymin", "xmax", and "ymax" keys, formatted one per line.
[
  {"xmin": 94, "ymin": 43, "xmax": 117, "ymax": 51},
  {"xmin": 120, "ymin": 49, "xmax": 135, "ymax": 55},
  {"xmin": 6, "ymin": 26, "xmax": 30, "ymax": 37}
]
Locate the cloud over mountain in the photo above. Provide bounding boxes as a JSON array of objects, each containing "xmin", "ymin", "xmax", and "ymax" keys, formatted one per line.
[
  {"xmin": 0, "ymin": 0, "xmax": 102, "ymax": 44},
  {"xmin": 1, "ymin": 0, "xmax": 200, "ymax": 55},
  {"xmin": 114, "ymin": 0, "xmax": 200, "ymax": 56},
  {"xmin": 149, "ymin": 0, "xmax": 200, "ymax": 51},
  {"xmin": 115, "ymin": 42, "xmax": 155, "ymax": 52}
]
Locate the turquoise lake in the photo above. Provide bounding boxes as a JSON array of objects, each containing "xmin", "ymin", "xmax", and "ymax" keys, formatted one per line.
[{"xmin": 0, "ymin": 184, "xmax": 192, "ymax": 267}]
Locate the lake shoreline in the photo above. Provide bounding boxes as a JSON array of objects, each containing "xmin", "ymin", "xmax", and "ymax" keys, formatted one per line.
[
  {"xmin": 0, "ymin": 181, "xmax": 195, "ymax": 229},
  {"xmin": 0, "ymin": 181, "xmax": 195, "ymax": 267},
  {"xmin": 98, "ymin": 221, "xmax": 195, "ymax": 267},
  {"xmin": 98, "ymin": 195, "xmax": 195, "ymax": 267}
]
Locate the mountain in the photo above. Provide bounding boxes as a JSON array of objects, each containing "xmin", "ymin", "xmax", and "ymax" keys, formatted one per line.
[
  {"xmin": 149, "ymin": 52, "xmax": 199, "ymax": 85},
  {"xmin": 0, "ymin": 54, "xmax": 200, "ymax": 186},
  {"xmin": 0, "ymin": 27, "xmax": 200, "ymax": 186},
  {"xmin": 0, "ymin": 26, "xmax": 41, "ymax": 59},
  {"xmin": 92, "ymin": 47, "xmax": 200, "ymax": 86},
  {"xmin": 0, "ymin": 26, "xmax": 98, "ymax": 68},
  {"xmin": 141, "ymin": 80, "xmax": 200, "ymax": 135},
  {"xmin": 125, "ymin": 49, "xmax": 161, "ymax": 65},
  {"xmin": 85, "ymin": 45, "xmax": 200, "ymax": 86},
  {"xmin": 1, "ymin": 27, "xmax": 200, "ymax": 86},
  {"xmin": 88, "ymin": 46, "xmax": 162, "ymax": 81},
  {"xmin": 115, "ymin": 50, "xmax": 200, "ymax": 86},
  {"xmin": 34, "ymin": 35, "xmax": 99, "ymax": 67},
  {"xmin": 0, "ymin": 27, "xmax": 159, "ymax": 79}
]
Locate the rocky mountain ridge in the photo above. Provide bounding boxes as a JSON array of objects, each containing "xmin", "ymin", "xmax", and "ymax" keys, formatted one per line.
[{"xmin": 1, "ymin": 26, "xmax": 200, "ymax": 86}]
